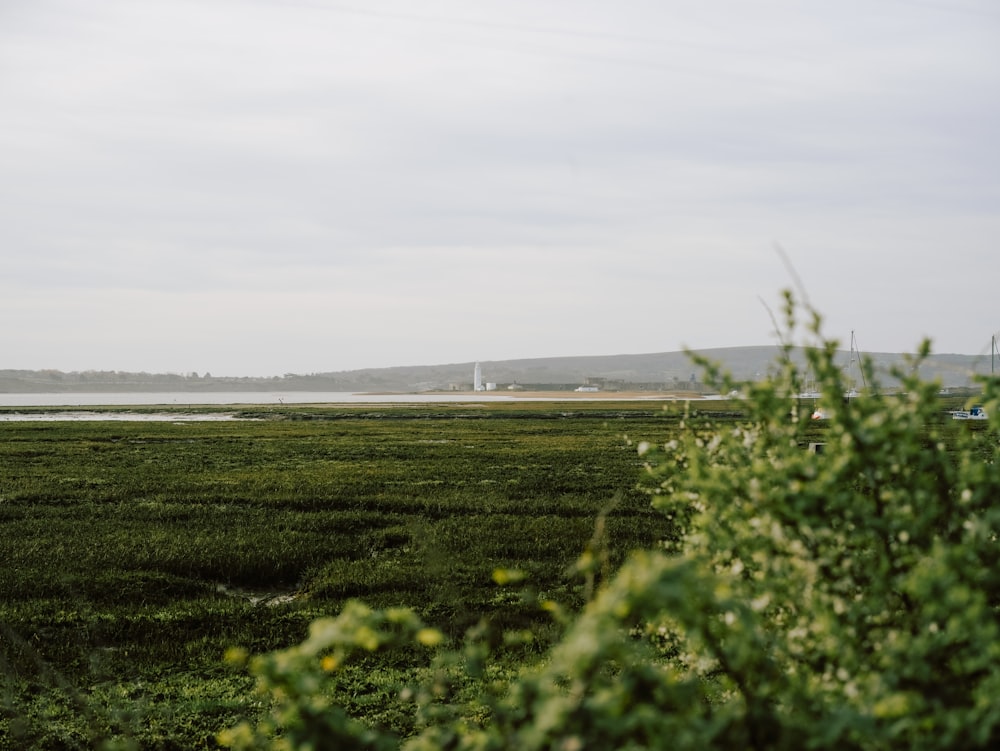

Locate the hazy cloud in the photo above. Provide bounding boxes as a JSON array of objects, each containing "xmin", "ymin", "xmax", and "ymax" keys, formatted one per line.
[{"xmin": 2, "ymin": 0, "xmax": 998, "ymax": 374}]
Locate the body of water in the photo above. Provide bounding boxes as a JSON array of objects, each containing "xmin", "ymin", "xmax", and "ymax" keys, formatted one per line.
[
  {"xmin": 0, "ymin": 392, "xmax": 487, "ymax": 407},
  {"xmin": 0, "ymin": 391, "xmax": 522, "ymax": 421},
  {"xmin": 0, "ymin": 411, "xmax": 248, "ymax": 422},
  {"xmin": 0, "ymin": 391, "xmax": 722, "ymax": 420},
  {"xmin": 0, "ymin": 391, "xmax": 721, "ymax": 407}
]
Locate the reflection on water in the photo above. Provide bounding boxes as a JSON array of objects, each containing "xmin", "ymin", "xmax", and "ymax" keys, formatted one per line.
[{"xmin": 0, "ymin": 412, "xmax": 246, "ymax": 422}]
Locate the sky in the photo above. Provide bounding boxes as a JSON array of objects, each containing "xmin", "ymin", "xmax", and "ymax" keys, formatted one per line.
[{"xmin": 1, "ymin": 0, "xmax": 998, "ymax": 376}]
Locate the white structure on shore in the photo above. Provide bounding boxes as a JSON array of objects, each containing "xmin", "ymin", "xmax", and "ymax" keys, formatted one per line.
[{"xmin": 474, "ymin": 362, "xmax": 483, "ymax": 391}]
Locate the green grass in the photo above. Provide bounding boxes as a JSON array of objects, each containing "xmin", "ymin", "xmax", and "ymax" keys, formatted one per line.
[
  {"xmin": 0, "ymin": 401, "xmax": 690, "ymax": 747},
  {"xmin": 1, "ymin": 396, "xmax": 981, "ymax": 747},
  {"xmin": 2, "ymin": 396, "xmax": 975, "ymax": 746}
]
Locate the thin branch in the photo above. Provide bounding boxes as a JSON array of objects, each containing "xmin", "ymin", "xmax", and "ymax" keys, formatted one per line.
[{"xmin": 773, "ymin": 243, "xmax": 811, "ymax": 308}]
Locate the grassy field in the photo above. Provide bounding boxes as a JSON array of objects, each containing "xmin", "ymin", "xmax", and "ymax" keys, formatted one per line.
[
  {"xmin": 2, "ymin": 394, "xmax": 977, "ymax": 747},
  {"xmin": 1, "ymin": 400, "xmax": 736, "ymax": 748}
]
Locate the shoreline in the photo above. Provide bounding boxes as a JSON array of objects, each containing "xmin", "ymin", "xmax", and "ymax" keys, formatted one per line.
[
  {"xmin": 363, "ymin": 390, "xmax": 712, "ymax": 399},
  {"xmin": 0, "ymin": 389, "xmax": 719, "ymax": 409}
]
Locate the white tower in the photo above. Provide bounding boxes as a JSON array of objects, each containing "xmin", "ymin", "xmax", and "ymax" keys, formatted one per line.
[{"xmin": 474, "ymin": 362, "xmax": 483, "ymax": 392}]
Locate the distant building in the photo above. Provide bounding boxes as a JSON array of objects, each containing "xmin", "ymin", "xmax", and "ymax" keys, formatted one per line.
[{"xmin": 474, "ymin": 362, "xmax": 483, "ymax": 391}]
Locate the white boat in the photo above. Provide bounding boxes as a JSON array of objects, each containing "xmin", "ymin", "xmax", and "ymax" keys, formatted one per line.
[
  {"xmin": 844, "ymin": 331, "xmax": 865, "ymax": 398},
  {"xmin": 951, "ymin": 335, "xmax": 997, "ymax": 420},
  {"xmin": 953, "ymin": 405, "xmax": 988, "ymax": 421},
  {"xmin": 810, "ymin": 333, "xmax": 864, "ymax": 419}
]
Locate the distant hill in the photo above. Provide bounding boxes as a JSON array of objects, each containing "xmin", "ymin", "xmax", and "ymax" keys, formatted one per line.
[
  {"xmin": 1, "ymin": 346, "xmax": 994, "ymax": 393},
  {"xmin": 314, "ymin": 346, "xmax": 992, "ymax": 391}
]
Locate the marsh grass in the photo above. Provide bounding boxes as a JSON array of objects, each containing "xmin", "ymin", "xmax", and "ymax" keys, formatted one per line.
[
  {"xmin": 0, "ymin": 402, "xmax": 685, "ymax": 746},
  {"xmin": 0, "ymin": 397, "xmax": 979, "ymax": 746}
]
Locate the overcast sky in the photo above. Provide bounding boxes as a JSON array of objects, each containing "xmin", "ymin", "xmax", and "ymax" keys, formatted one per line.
[{"xmin": 2, "ymin": 1, "xmax": 998, "ymax": 376}]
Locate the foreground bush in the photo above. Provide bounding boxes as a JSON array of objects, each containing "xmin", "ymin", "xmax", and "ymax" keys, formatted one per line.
[{"xmin": 222, "ymin": 293, "xmax": 1000, "ymax": 749}]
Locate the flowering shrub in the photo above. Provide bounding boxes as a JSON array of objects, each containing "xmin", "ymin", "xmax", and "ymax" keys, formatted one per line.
[{"xmin": 222, "ymin": 293, "xmax": 1000, "ymax": 749}]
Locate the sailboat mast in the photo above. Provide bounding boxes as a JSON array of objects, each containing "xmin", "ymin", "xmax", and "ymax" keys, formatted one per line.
[
  {"xmin": 849, "ymin": 331, "xmax": 868, "ymax": 391},
  {"xmin": 850, "ymin": 330, "xmax": 856, "ymax": 390}
]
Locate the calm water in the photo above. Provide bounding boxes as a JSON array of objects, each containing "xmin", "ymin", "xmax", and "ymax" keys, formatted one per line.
[
  {"xmin": 0, "ymin": 411, "xmax": 248, "ymax": 422},
  {"xmin": 0, "ymin": 392, "xmax": 499, "ymax": 407},
  {"xmin": 0, "ymin": 392, "xmax": 524, "ymax": 421},
  {"xmin": 0, "ymin": 391, "xmax": 718, "ymax": 420},
  {"xmin": 0, "ymin": 391, "xmax": 718, "ymax": 407}
]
